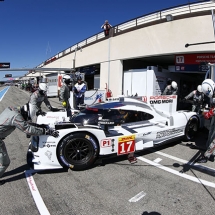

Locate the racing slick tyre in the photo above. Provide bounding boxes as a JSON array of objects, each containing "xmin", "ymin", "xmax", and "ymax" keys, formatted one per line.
[
  {"xmin": 57, "ymin": 132, "xmax": 99, "ymax": 171},
  {"xmin": 184, "ymin": 115, "xmax": 199, "ymax": 141}
]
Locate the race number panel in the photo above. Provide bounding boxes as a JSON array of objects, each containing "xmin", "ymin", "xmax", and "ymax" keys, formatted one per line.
[{"xmin": 118, "ymin": 135, "xmax": 135, "ymax": 155}]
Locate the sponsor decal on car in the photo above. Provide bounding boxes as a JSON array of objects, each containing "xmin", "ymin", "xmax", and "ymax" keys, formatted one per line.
[
  {"xmin": 156, "ymin": 128, "xmax": 183, "ymax": 139},
  {"xmin": 45, "ymin": 150, "xmax": 52, "ymax": 160},
  {"xmin": 100, "ymin": 139, "xmax": 112, "ymax": 147},
  {"xmin": 43, "ymin": 144, "xmax": 56, "ymax": 148},
  {"xmin": 118, "ymin": 135, "xmax": 135, "ymax": 155}
]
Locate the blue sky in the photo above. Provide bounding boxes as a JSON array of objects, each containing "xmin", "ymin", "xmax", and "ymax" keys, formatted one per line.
[{"xmin": 0, "ymin": 0, "xmax": 205, "ymax": 81}]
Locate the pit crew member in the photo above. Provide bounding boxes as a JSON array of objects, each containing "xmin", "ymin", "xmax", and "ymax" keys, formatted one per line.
[
  {"xmin": 29, "ymin": 82, "xmax": 54, "ymax": 122},
  {"xmin": 72, "ymin": 76, "xmax": 87, "ymax": 110},
  {"xmin": 196, "ymin": 79, "xmax": 215, "ymax": 163},
  {"xmin": 0, "ymin": 104, "xmax": 59, "ymax": 185},
  {"xmin": 59, "ymin": 75, "xmax": 71, "ymax": 109},
  {"xmin": 183, "ymin": 85, "xmax": 203, "ymax": 112},
  {"xmin": 162, "ymin": 81, "xmax": 178, "ymax": 95}
]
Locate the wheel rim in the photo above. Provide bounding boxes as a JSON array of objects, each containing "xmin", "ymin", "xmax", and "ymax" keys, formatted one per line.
[
  {"xmin": 186, "ymin": 120, "xmax": 197, "ymax": 139},
  {"xmin": 63, "ymin": 137, "xmax": 94, "ymax": 164}
]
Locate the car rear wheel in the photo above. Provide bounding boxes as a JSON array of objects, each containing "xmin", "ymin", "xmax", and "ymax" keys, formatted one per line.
[
  {"xmin": 57, "ymin": 132, "xmax": 99, "ymax": 171},
  {"xmin": 184, "ymin": 115, "xmax": 199, "ymax": 141}
]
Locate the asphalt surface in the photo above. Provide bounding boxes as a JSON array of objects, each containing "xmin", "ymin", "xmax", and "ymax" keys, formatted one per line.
[{"xmin": 0, "ymin": 86, "xmax": 215, "ymax": 215}]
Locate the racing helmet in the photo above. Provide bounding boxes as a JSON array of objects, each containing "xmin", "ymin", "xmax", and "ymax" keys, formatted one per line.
[
  {"xmin": 171, "ymin": 81, "xmax": 177, "ymax": 89},
  {"xmin": 197, "ymin": 85, "xmax": 202, "ymax": 93},
  {"xmin": 39, "ymin": 83, "xmax": 47, "ymax": 95},
  {"xmin": 20, "ymin": 103, "xmax": 33, "ymax": 121},
  {"xmin": 63, "ymin": 75, "xmax": 71, "ymax": 84},
  {"xmin": 201, "ymin": 79, "xmax": 215, "ymax": 98}
]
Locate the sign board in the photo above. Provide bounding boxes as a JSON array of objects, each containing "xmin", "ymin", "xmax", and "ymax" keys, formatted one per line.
[
  {"xmin": 142, "ymin": 95, "xmax": 177, "ymax": 113},
  {"xmin": 175, "ymin": 53, "xmax": 215, "ymax": 72},
  {"xmin": 0, "ymin": 63, "xmax": 10, "ymax": 68},
  {"xmin": 5, "ymin": 74, "xmax": 12, "ymax": 78}
]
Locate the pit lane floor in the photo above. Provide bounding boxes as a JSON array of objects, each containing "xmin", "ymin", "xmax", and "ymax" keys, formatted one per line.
[{"xmin": 0, "ymin": 86, "xmax": 214, "ymax": 215}]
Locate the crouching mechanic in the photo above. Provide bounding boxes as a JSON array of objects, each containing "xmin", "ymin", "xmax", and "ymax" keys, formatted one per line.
[
  {"xmin": 72, "ymin": 76, "xmax": 87, "ymax": 110},
  {"xmin": 0, "ymin": 103, "xmax": 59, "ymax": 185},
  {"xmin": 29, "ymin": 82, "xmax": 58, "ymax": 122},
  {"xmin": 196, "ymin": 79, "xmax": 215, "ymax": 163},
  {"xmin": 59, "ymin": 75, "xmax": 71, "ymax": 109},
  {"xmin": 183, "ymin": 85, "xmax": 203, "ymax": 112}
]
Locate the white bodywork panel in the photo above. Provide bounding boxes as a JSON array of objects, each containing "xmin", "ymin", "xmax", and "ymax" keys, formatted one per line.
[{"xmin": 29, "ymin": 97, "xmax": 197, "ymax": 170}]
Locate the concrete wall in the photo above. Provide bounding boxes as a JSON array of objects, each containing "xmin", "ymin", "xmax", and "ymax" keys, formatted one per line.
[{"xmin": 43, "ymin": 14, "xmax": 215, "ymax": 96}]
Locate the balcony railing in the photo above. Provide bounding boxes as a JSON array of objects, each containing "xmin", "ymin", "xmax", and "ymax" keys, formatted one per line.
[{"xmin": 38, "ymin": 0, "xmax": 214, "ymax": 68}]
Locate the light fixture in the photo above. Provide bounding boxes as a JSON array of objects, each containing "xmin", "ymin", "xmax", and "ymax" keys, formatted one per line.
[{"xmin": 166, "ymin": 14, "xmax": 173, "ymax": 22}]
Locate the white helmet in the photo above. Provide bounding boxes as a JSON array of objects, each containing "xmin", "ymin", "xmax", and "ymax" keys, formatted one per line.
[
  {"xmin": 39, "ymin": 83, "xmax": 47, "ymax": 92},
  {"xmin": 63, "ymin": 75, "xmax": 71, "ymax": 80},
  {"xmin": 197, "ymin": 85, "xmax": 202, "ymax": 93},
  {"xmin": 202, "ymin": 79, "xmax": 215, "ymax": 98},
  {"xmin": 171, "ymin": 81, "xmax": 177, "ymax": 89},
  {"xmin": 63, "ymin": 75, "xmax": 71, "ymax": 84}
]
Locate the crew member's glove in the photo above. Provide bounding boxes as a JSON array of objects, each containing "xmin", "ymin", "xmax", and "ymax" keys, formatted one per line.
[
  {"xmin": 44, "ymin": 127, "xmax": 59, "ymax": 138},
  {"xmin": 62, "ymin": 101, "xmax": 67, "ymax": 108},
  {"xmin": 204, "ymin": 108, "xmax": 214, "ymax": 120},
  {"xmin": 36, "ymin": 109, "xmax": 47, "ymax": 116}
]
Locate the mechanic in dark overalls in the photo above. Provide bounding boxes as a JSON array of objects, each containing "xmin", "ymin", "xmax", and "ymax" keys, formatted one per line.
[
  {"xmin": 183, "ymin": 85, "xmax": 203, "ymax": 112},
  {"xmin": 0, "ymin": 104, "xmax": 59, "ymax": 185}
]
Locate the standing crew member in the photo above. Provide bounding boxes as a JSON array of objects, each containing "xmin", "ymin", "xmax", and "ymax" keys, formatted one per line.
[
  {"xmin": 29, "ymin": 82, "xmax": 53, "ymax": 122},
  {"xmin": 183, "ymin": 85, "xmax": 203, "ymax": 112},
  {"xmin": 162, "ymin": 81, "xmax": 178, "ymax": 95},
  {"xmin": 0, "ymin": 104, "xmax": 59, "ymax": 185},
  {"xmin": 59, "ymin": 75, "xmax": 71, "ymax": 109},
  {"xmin": 72, "ymin": 76, "xmax": 87, "ymax": 110},
  {"xmin": 196, "ymin": 79, "xmax": 215, "ymax": 163}
]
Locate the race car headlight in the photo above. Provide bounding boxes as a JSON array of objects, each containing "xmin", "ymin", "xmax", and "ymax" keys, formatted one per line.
[{"xmin": 31, "ymin": 136, "xmax": 39, "ymax": 152}]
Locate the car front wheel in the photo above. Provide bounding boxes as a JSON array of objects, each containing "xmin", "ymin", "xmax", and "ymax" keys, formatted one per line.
[
  {"xmin": 57, "ymin": 132, "xmax": 99, "ymax": 171},
  {"xmin": 184, "ymin": 115, "xmax": 199, "ymax": 141}
]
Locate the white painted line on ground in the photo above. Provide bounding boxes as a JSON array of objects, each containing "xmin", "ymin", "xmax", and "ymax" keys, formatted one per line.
[
  {"xmin": 25, "ymin": 170, "xmax": 50, "ymax": 215},
  {"xmin": 0, "ymin": 87, "xmax": 10, "ymax": 101},
  {"xmin": 136, "ymin": 156, "xmax": 215, "ymax": 188},
  {"xmin": 129, "ymin": 191, "xmax": 146, "ymax": 202},
  {"xmin": 154, "ymin": 151, "xmax": 215, "ymax": 173},
  {"xmin": 153, "ymin": 158, "xmax": 162, "ymax": 163}
]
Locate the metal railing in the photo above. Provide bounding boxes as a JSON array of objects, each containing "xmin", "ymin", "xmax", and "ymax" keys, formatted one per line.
[{"xmin": 38, "ymin": 0, "xmax": 214, "ymax": 68}]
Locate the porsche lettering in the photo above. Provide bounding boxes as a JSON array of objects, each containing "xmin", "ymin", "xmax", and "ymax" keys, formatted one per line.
[{"xmin": 156, "ymin": 128, "xmax": 183, "ymax": 139}]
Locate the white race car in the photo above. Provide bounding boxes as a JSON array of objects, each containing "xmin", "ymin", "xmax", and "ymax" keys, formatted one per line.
[{"xmin": 27, "ymin": 96, "xmax": 200, "ymax": 171}]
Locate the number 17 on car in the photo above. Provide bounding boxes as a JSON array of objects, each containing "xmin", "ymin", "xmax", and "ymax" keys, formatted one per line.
[{"xmin": 118, "ymin": 135, "xmax": 135, "ymax": 155}]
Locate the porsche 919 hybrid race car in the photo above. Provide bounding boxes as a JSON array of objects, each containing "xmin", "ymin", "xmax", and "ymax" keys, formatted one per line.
[{"xmin": 27, "ymin": 96, "xmax": 200, "ymax": 171}]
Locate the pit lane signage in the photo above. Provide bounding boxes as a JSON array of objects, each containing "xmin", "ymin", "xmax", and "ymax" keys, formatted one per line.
[
  {"xmin": 0, "ymin": 62, "xmax": 10, "ymax": 68},
  {"xmin": 175, "ymin": 53, "xmax": 215, "ymax": 72},
  {"xmin": 142, "ymin": 95, "xmax": 177, "ymax": 112}
]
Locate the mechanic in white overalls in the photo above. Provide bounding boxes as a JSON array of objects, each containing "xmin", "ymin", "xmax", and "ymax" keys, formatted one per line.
[
  {"xmin": 0, "ymin": 104, "xmax": 59, "ymax": 185},
  {"xmin": 196, "ymin": 79, "xmax": 215, "ymax": 163},
  {"xmin": 29, "ymin": 82, "xmax": 53, "ymax": 122},
  {"xmin": 72, "ymin": 76, "xmax": 87, "ymax": 110},
  {"xmin": 162, "ymin": 81, "xmax": 178, "ymax": 95},
  {"xmin": 59, "ymin": 75, "xmax": 71, "ymax": 110},
  {"xmin": 184, "ymin": 85, "xmax": 203, "ymax": 112}
]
